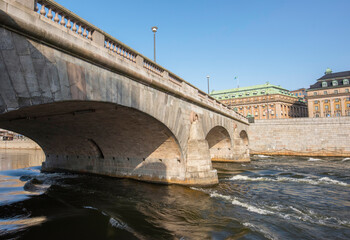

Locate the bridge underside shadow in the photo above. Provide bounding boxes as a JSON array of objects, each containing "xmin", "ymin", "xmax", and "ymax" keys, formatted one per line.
[{"xmin": 0, "ymin": 101, "xmax": 188, "ymax": 183}]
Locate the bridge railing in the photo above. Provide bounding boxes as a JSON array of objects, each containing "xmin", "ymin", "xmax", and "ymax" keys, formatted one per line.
[
  {"xmin": 32, "ymin": 0, "xmax": 247, "ymax": 123},
  {"xmin": 36, "ymin": 0, "xmax": 94, "ymax": 41}
]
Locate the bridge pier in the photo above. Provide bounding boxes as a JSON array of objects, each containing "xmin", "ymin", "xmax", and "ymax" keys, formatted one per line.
[{"xmin": 184, "ymin": 117, "xmax": 218, "ymax": 185}]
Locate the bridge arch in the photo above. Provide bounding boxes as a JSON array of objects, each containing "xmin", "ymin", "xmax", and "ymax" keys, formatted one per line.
[
  {"xmin": 0, "ymin": 101, "xmax": 185, "ymax": 182},
  {"xmin": 239, "ymin": 130, "xmax": 249, "ymax": 146},
  {"xmin": 239, "ymin": 130, "xmax": 250, "ymax": 159},
  {"xmin": 205, "ymin": 126, "xmax": 232, "ymax": 161}
]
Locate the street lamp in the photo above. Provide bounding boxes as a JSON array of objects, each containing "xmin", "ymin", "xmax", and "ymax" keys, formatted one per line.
[
  {"xmin": 206, "ymin": 75, "xmax": 210, "ymax": 94},
  {"xmin": 151, "ymin": 26, "xmax": 158, "ymax": 62}
]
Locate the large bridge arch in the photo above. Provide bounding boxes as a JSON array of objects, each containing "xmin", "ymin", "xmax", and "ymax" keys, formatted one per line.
[{"xmin": 0, "ymin": 101, "xmax": 186, "ymax": 183}]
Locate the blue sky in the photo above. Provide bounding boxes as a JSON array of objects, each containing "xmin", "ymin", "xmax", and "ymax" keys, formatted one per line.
[{"xmin": 55, "ymin": 0, "xmax": 350, "ymax": 93}]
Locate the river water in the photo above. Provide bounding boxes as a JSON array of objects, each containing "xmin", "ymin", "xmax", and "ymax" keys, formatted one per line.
[{"xmin": 0, "ymin": 150, "xmax": 349, "ymax": 240}]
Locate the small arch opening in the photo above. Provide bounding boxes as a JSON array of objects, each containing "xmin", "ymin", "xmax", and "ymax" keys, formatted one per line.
[
  {"xmin": 240, "ymin": 130, "xmax": 249, "ymax": 146},
  {"xmin": 205, "ymin": 126, "xmax": 232, "ymax": 161}
]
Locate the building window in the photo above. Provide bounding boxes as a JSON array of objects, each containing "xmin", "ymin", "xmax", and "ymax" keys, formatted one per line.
[
  {"xmin": 336, "ymin": 112, "xmax": 341, "ymax": 117},
  {"xmin": 334, "ymin": 90, "xmax": 338, "ymax": 94},
  {"xmin": 325, "ymin": 100, "xmax": 328, "ymax": 103},
  {"xmin": 336, "ymin": 104, "xmax": 340, "ymax": 109},
  {"xmin": 347, "ymin": 104, "xmax": 350, "ymax": 108},
  {"xmin": 325, "ymin": 105, "xmax": 329, "ymax": 110},
  {"xmin": 344, "ymin": 79, "xmax": 349, "ymax": 85},
  {"xmin": 332, "ymin": 80, "xmax": 338, "ymax": 86},
  {"xmin": 324, "ymin": 91, "xmax": 327, "ymax": 95},
  {"xmin": 335, "ymin": 99, "xmax": 339, "ymax": 102},
  {"xmin": 314, "ymin": 100, "xmax": 318, "ymax": 104},
  {"xmin": 315, "ymin": 106, "xmax": 318, "ymax": 110},
  {"xmin": 346, "ymin": 89, "xmax": 349, "ymax": 93},
  {"xmin": 322, "ymin": 82, "xmax": 327, "ymax": 87},
  {"xmin": 314, "ymin": 92, "xmax": 317, "ymax": 96},
  {"xmin": 316, "ymin": 114, "xmax": 320, "ymax": 118}
]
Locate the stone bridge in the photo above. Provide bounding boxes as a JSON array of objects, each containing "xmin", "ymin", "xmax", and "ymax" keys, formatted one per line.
[{"xmin": 0, "ymin": 0, "xmax": 249, "ymax": 185}]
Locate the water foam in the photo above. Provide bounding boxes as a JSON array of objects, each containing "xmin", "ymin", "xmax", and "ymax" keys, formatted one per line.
[
  {"xmin": 83, "ymin": 206, "xmax": 98, "ymax": 210},
  {"xmin": 229, "ymin": 175, "xmax": 349, "ymax": 187},
  {"xmin": 243, "ymin": 222, "xmax": 278, "ymax": 240},
  {"xmin": 342, "ymin": 157, "xmax": 350, "ymax": 162},
  {"xmin": 210, "ymin": 192, "xmax": 231, "ymax": 201},
  {"xmin": 204, "ymin": 186, "xmax": 350, "ymax": 228},
  {"xmin": 231, "ymin": 199, "xmax": 274, "ymax": 215},
  {"xmin": 257, "ymin": 155, "xmax": 270, "ymax": 158},
  {"xmin": 109, "ymin": 217, "xmax": 128, "ymax": 229},
  {"xmin": 209, "ymin": 192, "xmax": 273, "ymax": 215},
  {"xmin": 308, "ymin": 158, "xmax": 322, "ymax": 161}
]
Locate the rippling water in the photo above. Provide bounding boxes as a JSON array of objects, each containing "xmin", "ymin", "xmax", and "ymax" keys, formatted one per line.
[{"xmin": 0, "ymin": 152, "xmax": 349, "ymax": 239}]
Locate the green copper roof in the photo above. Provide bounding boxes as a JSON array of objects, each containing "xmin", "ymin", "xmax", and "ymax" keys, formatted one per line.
[
  {"xmin": 325, "ymin": 68, "xmax": 332, "ymax": 74},
  {"xmin": 210, "ymin": 82, "xmax": 296, "ymax": 100}
]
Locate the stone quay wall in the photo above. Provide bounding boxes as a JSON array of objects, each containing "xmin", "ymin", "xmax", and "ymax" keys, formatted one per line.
[
  {"xmin": 0, "ymin": 139, "xmax": 41, "ymax": 150},
  {"xmin": 248, "ymin": 117, "xmax": 350, "ymax": 157}
]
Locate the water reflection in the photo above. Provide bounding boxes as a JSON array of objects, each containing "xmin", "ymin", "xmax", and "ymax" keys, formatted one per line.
[{"xmin": 0, "ymin": 152, "xmax": 349, "ymax": 239}]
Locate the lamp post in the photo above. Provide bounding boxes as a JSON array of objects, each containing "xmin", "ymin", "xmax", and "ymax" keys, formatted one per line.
[
  {"xmin": 206, "ymin": 75, "xmax": 210, "ymax": 94},
  {"xmin": 151, "ymin": 26, "xmax": 158, "ymax": 62}
]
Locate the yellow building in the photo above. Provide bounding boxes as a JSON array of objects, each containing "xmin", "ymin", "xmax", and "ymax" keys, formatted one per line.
[
  {"xmin": 290, "ymin": 88, "xmax": 307, "ymax": 101},
  {"xmin": 307, "ymin": 69, "xmax": 350, "ymax": 117},
  {"xmin": 210, "ymin": 83, "xmax": 308, "ymax": 120}
]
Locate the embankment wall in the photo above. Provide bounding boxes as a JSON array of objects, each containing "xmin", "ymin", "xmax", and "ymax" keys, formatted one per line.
[
  {"xmin": 248, "ymin": 117, "xmax": 350, "ymax": 157},
  {"xmin": 0, "ymin": 139, "xmax": 42, "ymax": 150}
]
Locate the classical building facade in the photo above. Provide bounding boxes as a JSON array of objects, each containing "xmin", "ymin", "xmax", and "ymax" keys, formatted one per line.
[
  {"xmin": 307, "ymin": 69, "xmax": 350, "ymax": 118},
  {"xmin": 211, "ymin": 83, "xmax": 308, "ymax": 120},
  {"xmin": 291, "ymin": 88, "xmax": 307, "ymax": 101}
]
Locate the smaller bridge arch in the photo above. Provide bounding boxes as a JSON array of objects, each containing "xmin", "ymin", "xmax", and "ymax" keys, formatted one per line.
[
  {"xmin": 240, "ymin": 130, "xmax": 249, "ymax": 146},
  {"xmin": 235, "ymin": 130, "xmax": 250, "ymax": 161},
  {"xmin": 205, "ymin": 126, "xmax": 233, "ymax": 162}
]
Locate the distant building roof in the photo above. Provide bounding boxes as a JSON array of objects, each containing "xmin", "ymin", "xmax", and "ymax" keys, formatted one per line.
[
  {"xmin": 210, "ymin": 82, "xmax": 296, "ymax": 100},
  {"xmin": 290, "ymin": 88, "xmax": 306, "ymax": 92},
  {"xmin": 317, "ymin": 70, "xmax": 350, "ymax": 80},
  {"xmin": 308, "ymin": 70, "xmax": 350, "ymax": 90},
  {"xmin": 309, "ymin": 78, "xmax": 349, "ymax": 90}
]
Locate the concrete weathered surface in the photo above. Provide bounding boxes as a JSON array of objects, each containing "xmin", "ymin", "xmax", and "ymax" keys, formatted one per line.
[
  {"xmin": 0, "ymin": 0, "xmax": 250, "ymax": 185},
  {"xmin": 249, "ymin": 117, "xmax": 350, "ymax": 157}
]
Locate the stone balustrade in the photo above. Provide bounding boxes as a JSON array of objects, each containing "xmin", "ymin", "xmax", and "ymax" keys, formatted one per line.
[
  {"xmin": 31, "ymin": 0, "xmax": 246, "ymax": 123},
  {"xmin": 36, "ymin": 0, "xmax": 93, "ymax": 41},
  {"xmin": 105, "ymin": 38, "xmax": 137, "ymax": 63},
  {"xmin": 143, "ymin": 59, "xmax": 164, "ymax": 76}
]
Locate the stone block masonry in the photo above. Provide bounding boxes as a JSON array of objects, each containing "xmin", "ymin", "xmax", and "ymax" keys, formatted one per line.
[{"xmin": 248, "ymin": 117, "xmax": 350, "ymax": 157}]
